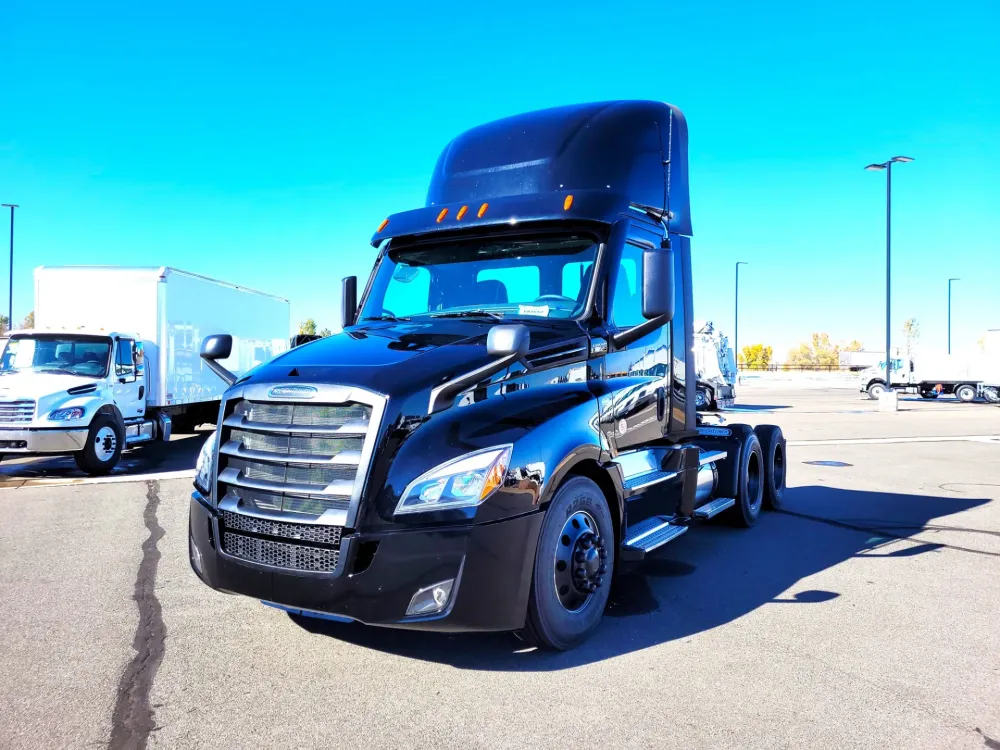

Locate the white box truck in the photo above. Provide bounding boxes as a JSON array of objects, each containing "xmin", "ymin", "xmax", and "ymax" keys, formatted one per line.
[
  {"xmin": 0, "ymin": 266, "xmax": 289, "ymax": 474},
  {"xmin": 859, "ymin": 348, "xmax": 994, "ymax": 402}
]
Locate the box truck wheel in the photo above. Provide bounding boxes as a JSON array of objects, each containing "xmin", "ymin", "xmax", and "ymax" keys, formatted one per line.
[
  {"xmin": 754, "ymin": 425, "xmax": 786, "ymax": 510},
  {"xmin": 955, "ymin": 384, "xmax": 977, "ymax": 403},
  {"xmin": 866, "ymin": 382, "xmax": 886, "ymax": 400},
  {"xmin": 728, "ymin": 432, "xmax": 764, "ymax": 527},
  {"xmin": 75, "ymin": 415, "xmax": 123, "ymax": 475},
  {"xmin": 522, "ymin": 476, "xmax": 614, "ymax": 651}
]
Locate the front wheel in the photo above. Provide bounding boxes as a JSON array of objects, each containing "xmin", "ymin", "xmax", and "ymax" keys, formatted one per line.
[
  {"xmin": 867, "ymin": 382, "xmax": 886, "ymax": 400},
  {"xmin": 75, "ymin": 414, "xmax": 123, "ymax": 475},
  {"xmin": 955, "ymin": 384, "xmax": 977, "ymax": 403},
  {"xmin": 522, "ymin": 476, "xmax": 614, "ymax": 651}
]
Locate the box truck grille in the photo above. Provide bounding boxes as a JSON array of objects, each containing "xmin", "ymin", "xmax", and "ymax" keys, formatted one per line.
[
  {"xmin": 215, "ymin": 391, "xmax": 383, "ymax": 573},
  {"xmin": 0, "ymin": 400, "xmax": 35, "ymax": 424},
  {"xmin": 221, "ymin": 532, "xmax": 340, "ymax": 572}
]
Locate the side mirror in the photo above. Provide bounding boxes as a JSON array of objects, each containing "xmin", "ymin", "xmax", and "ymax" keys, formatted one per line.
[
  {"xmin": 487, "ymin": 324, "xmax": 530, "ymax": 358},
  {"xmin": 200, "ymin": 334, "xmax": 233, "ymax": 361},
  {"xmin": 641, "ymin": 246, "xmax": 675, "ymax": 321},
  {"xmin": 342, "ymin": 276, "xmax": 358, "ymax": 328}
]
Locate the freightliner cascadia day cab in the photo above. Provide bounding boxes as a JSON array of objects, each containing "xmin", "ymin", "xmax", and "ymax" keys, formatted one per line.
[
  {"xmin": 0, "ymin": 267, "xmax": 289, "ymax": 474},
  {"xmin": 190, "ymin": 101, "xmax": 787, "ymax": 649}
]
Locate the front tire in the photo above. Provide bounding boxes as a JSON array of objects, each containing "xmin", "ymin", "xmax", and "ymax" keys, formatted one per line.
[
  {"xmin": 867, "ymin": 382, "xmax": 886, "ymax": 400},
  {"xmin": 955, "ymin": 384, "xmax": 977, "ymax": 403},
  {"xmin": 75, "ymin": 414, "xmax": 123, "ymax": 475},
  {"xmin": 523, "ymin": 476, "xmax": 614, "ymax": 651}
]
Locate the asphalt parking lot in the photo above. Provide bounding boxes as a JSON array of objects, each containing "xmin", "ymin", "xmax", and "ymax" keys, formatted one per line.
[{"xmin": 1, "ymin": 388, "xmax": 998, "ymax": 750}]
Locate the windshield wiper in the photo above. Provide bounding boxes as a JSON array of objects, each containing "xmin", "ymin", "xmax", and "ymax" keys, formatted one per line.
[
  {"xmin": 360, "ymin": 314, "xmax": 410, "ymax": 322},
  {"xmin": 430, "ymin": 310, "xmax": 504, "ymax": 321}
]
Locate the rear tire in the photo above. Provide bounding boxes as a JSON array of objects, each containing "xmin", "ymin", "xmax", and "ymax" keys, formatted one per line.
[
  {"xmin": 75, "ymin": 414, "xmax": 123, "ymax": 475},
  {"xmin": 867, "ymin": 382, "xmax": 886, "ymax": 400},
  {"xmin": 955, "ymin": 384, "xmax": 977, "ymax": 403},
  {"xmin": 523, "ymin": 476, "xmax": 614, "ymax": 651},
  {"xmin": 728, "ymin": 432, "xmax": 764, "ymax": 527},
  {"xmin": 754, "ymin": 425, "xmax": 786, "ymax": 510}
]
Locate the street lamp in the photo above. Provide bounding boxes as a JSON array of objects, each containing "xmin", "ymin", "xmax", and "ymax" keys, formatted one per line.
[
  {"xmin": 1, "ymin": 204, "xmax": 17, "ymax": 333},
  {"xmin": 864, "ymin": 156, "xmax": 913, "ymax": 392},
  {"xmin": 735, "ymin": 261, "xmax": 748, "ymax": 371},
  {"xmin": 948, "ymin": 277, "xmax": 960, "ymax": 355}
]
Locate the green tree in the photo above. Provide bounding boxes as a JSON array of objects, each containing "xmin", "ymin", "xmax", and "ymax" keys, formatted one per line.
[
  {"xmin": 318, "ymin": 327, "xmax": 332, "ymax": 338},
  {"xmin": 844, "ymin": 340, "xmax": 864, "ymax": 352},
  {"xmin": 298, "ymin": 318, "xmax": 318, "ymax": 336},
  {"xmin": 739, "ymin": 343, "xmax": 773, "ymax": 370},
  {"xmin": 0, "ymin": 315, "xmax": 8, "ymax": 335}
]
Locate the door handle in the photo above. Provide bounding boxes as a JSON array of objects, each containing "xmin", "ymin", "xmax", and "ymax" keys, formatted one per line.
[{"xmin": 656, "ymin": 386, "xmax": 666, "ymax": 421}]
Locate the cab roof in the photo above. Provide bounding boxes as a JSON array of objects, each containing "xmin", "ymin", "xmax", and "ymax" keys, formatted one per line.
[{"xmin": 372, "ymin": 100, "xmax": 691, "ymax": 246}]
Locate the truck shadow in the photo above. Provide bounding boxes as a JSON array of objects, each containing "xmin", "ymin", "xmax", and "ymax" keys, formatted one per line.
[{"xmin": 290, "ymin": 484, "xmax": 992, "ymax": 670}]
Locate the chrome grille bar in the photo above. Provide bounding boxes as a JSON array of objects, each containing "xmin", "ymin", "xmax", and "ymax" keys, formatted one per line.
[
  {"xmin": 0, "ymin": 400, "xmax": 36, "ymax": 424},
  {"xmin": 222, "ymin": 413, "xmax": 369, "ymax": 435},
  {"xmin": 219, "ymin": 439, "xmax": 362, "ymax": 466},
  {"xmin": 218, "ymin": 466, "xmax": 354, "ymax": 498}
]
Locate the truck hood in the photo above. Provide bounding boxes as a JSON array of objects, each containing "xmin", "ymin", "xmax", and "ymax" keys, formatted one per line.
[
  {"xmin": 244, "ymin": 318, "xmax": 585, "ymax": 398},
  {"xmin": 0, "ymin": 371, "xmax": 104, "ymax": 401}
]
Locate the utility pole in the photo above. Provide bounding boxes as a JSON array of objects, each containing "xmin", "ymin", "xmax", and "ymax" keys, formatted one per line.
[{"xmin": 1, "ymin": 204, "xmax": 18, "ymax": 333}]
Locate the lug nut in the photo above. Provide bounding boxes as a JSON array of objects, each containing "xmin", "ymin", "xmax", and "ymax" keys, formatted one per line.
[
  {"xmin": 574, "ymin": 551, "xmax": 586, "ymax": 563},
  {"xmin": 595, "ymin": 577, "xmax": 604, "ymax": 588},
  {"xmin": 574, "ymin": 568, "xmax": 587, "ymax": 579},
  {"xmin": 598, "ymin": 564, "xmax": 607, "ymax": 575},
  {"xmin": 599, "ymin": 549, "xmax": 608, "ymax": 560}
]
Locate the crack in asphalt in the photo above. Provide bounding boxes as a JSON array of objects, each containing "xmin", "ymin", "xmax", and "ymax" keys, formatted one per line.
[{"xmin": 108, "ymin": 481, "xmax": 166, "ymax": 750}]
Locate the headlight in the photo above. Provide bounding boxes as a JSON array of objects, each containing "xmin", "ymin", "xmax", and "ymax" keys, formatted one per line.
[
  {"xmin": 395, "ymin": 445, "xmax": 512, "ymax": 515},
  {"xmin": 49, "ymin": 406, "xmax": 86, "ymax": 421},
  {"xmin": 194, "ymin": 432, "xmax": 217, "ymax": 496}
]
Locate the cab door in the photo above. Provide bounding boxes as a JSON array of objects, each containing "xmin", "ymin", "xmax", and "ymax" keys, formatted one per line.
[
  {"xmin": 113, "ymin": 338, "xmax": 146, "ymax": 419},
  {"xmin": 603, "ymin": 231, "xmax": 671, "ymax": 453}
]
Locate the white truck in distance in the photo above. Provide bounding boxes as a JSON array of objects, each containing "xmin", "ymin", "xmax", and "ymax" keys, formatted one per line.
[
  {"xmin": 693, "ymin": 321, "xmax": 737, "ymax": 410},
  {"xmin": 859, "ymin": 348, "xmax": 995, "ymax": 402},
  {"xmin": 0, "ymin": 267, "xmax": 289, "ymax": 474}
]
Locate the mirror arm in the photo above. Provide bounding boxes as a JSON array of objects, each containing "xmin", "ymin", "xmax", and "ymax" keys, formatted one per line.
[
  {"xmin": 203, "ymin": 359, "xmax": 237, "ymax": 387},
  {"xmin": 611, "ymin": 314, "xmax": 670, "ymax": 350},
  {"xmin": 427, "ymin": 352, "xmax": 528, "ymax": 415}
]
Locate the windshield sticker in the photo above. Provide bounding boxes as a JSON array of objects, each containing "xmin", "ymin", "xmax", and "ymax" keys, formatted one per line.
[{"xmin": 518, "ymin": 304, "xmax": 550, "ymax": 317}]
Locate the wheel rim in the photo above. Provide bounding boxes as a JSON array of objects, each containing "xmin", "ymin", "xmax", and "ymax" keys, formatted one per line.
[
  {"xmin": 553, "ymin": 510, "xmax": 607, "ymax": 613},
  {"xmin": 871, "ymin": 384, "xmax": 884, "ymax": 396},
  {"xmin": 696, "ymin": 391, "xmax": 706, "ymax": 407},
  {"xmin": 747, "ymin": 451, "xmax": 763, "ymax": 516},
  {"xmin": 93, "ymin": 426, "xmax": 117, "ymax": 462}
]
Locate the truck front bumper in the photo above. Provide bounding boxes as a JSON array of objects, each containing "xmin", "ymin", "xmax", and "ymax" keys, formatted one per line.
[
  {"xmin": 188, "ymin": 492, "xmax": 544, "ymax": 633},
  {"xmin": 0, "ymin": 427, "xmax": 88, "ymax": 453}
]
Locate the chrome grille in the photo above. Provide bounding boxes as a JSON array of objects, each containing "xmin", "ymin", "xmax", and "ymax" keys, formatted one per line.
[
  {"xmin": 221, "ymin": 510, "xmax": 342, "ymax": 545},
  {"xmin": 215, "ymin": 388, "xmax": 384, "ymax": 574},
  {"xmin": 0, "ymin": 400, "xmax": 35, "ymax": 424},
  {"xmin": 222, "ymin": 532, "xmax": 340, "ymax": 572}
]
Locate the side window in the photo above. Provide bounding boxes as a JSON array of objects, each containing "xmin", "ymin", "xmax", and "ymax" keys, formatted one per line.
[
  {"xmin": 116, "ymin": 339, "xmax": 136, "ymax": 380},
  {"xmin": 382, "ymin": 265, "xmax": 431, "ymax": 317},
  {"xmin": 611, "ymin": 243, "xmax": 644, "ymax": 329},
  {"xmin": 476, "ymin": 266, "xmax": 540, "ymax": 304},
  {"xmin": 561, "ymin": 261, "xmax": 593, "ymax": 301}
]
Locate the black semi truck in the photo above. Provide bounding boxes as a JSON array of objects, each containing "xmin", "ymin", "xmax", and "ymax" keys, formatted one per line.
[{"xmin": 189, "ymin": 101, "xmax": 787, "ymax": 650}]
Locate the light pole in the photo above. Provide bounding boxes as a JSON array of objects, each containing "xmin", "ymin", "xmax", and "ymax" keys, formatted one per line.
[
  {"xmin": 864, "ymin": 157, "xmax": 913, "ymax": 391},
  {"xmin": 1, "ymin": 204, "xmax": 17, "ymax": 333},
  {"xmin": 948, "ymin": 277, "xmax": 960, "ymax": 355},
  {"xmin": 735, "ymin": 261, "xmax": 748, "ymax": 371}
]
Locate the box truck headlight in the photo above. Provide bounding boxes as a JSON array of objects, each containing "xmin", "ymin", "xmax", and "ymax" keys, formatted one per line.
[
  {"xmin": 49, "ymin": 406, "xmax": 86, "ymax": 421},
  {"xmin": 194, "ymin": 432, "xmax": 217, "ymax": 497},
  {"xmin": 395, "ymin": 445, "xmax": 512, "ymax": 515}
]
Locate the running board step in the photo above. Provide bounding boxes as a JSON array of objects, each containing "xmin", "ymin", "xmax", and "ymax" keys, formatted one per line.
[
  {"xmin": 621, "ymin": 516, "xmax": 688, "ymax": 560},
  {"xmin": 622, "ymin": 469, "xmax": 678, "ymax": 494},
  {"xmin": 692, "ymin": 497, "xmax": 736, "ymax": 519}
]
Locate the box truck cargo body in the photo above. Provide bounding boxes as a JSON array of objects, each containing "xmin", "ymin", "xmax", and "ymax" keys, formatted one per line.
[{"xmin": 0, "ymin": 266, "xmax": 289, "ymax": 474}]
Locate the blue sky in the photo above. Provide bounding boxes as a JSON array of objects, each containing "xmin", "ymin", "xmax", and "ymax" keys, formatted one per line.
[{"xmin": 2, "ymin": 1, "xmax": 998, "ymax": 357}]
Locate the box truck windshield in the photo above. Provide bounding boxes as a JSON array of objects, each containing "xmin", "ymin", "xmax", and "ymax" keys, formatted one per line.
[
  {"xmin": 361, "ymin": 234, "xmax": 599, "ymax": 321},
  {"xmin": 0, "ymin": 334, "xmax": 112, "ymax": 378}
]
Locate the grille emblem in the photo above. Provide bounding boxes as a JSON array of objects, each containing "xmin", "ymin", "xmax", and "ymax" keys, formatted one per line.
[{"xmin": 267, "ymin": 385, "xmax": 317, "ymax": 399}]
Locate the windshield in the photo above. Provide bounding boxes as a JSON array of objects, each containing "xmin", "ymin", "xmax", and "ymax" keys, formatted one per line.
[
  {"xmin": 0, "ymin": 335, "xmax": 112, "ymax": 378},
  {"xmin": 359, "ymin": 234, "xmax": 599, "ymax": 322}
]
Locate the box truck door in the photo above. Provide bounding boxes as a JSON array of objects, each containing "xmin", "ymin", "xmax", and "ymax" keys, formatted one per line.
[{"xmin": 113, "ymin": 338, "xmax": 146, "ymax": 419}]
